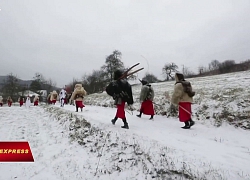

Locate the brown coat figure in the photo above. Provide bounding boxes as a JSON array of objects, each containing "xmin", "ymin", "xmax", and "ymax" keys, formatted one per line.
[
  {"xmin": 7, "ymin": 96, "xmax": 13, "ymax": 107},
  {"xmin": 70, "ymin": 84, "xmax": 87, "ymax": 112},
  {"xmin": 33, "ymin": 96, "xmax": 39, "ymax": 106},
  {"xmin": 171, "ymin": 73, "xmax": 195, "ymax": 129},
  {"xmin": 50, "ymin": 91, "xmax": 58, "ymax": 105}
]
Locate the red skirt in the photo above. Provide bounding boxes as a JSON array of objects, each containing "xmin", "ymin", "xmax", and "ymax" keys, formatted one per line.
[
  {"xmin": 8, "ymin": 101, "xmax": 12, "ymax": 107},
  {"xmin": 140, "ymin": 100, "xmax": 155, "ymax": 115},
  {"xmin": 179, "ymin": 102, "xmax": 192, "ymax": 122},
  {"xmin": 34, "ymin": 101, "xmax": 38, "ymax": 106},
  {"xmin": 20, "ymin": 101, "xmax": 24, "ymax": 106},
  {"xmin": 116, "ymin": 101, "xmax": 126, "ymax": 119},
  {"xmin": 75, "ymin": 100, "xmax": 85, "ymax": 108},
  {"xmin": 52, "ymin": 100, "xmax": 56, "ymax": 104}
]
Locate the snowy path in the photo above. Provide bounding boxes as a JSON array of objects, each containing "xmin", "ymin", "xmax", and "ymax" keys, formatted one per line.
[
  {"xmin": 60, "ymin": 104, "xmax": 250, "ymax": 179},
  {"xmin": 0, "ymin": 106, "xmax": 89, "ymax": 180},
  {"xmin": 0, "ymin": 105, "xmax": 250, "ymax": 179}
]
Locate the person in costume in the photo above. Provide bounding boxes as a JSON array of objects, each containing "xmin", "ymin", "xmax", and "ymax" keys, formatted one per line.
[
  {"xmin": 0, "ymin": 96, "xmax": 3, "ymax": 107},
  {"xmin": 7, "ymin": 96, "xmax": 12, "ymax": 107},
  {"xmin": 171, "ymin": 73, "xmax": 195, "ymax": 129},
  {"xmin": 25, "ymin": 95, "xmax": 31, "ymax": 108},
  {"xmin": 33, "ymin": 95, "xmax": 39, "ymax": 106},
  {"xmin": 136, "ymin": 79, "xmax": 155, "ymax": 120},
  {"xmin": 106, "ymin": 69, "xmax": 134, "ymax": 129},
  {"xmin": 50, "ymin": 90, "xmax": 58, "ymax": 105},
  {"xmin": 18, "ymin": 96, "xmax": 24, "ymax": 107},
  {"xmin": 59, "ymin": 88, "xmax": 67, "ymax": 107},
  {"xmin": 70, "ymin": 84, "xmax": 87, "ymax": 112}
]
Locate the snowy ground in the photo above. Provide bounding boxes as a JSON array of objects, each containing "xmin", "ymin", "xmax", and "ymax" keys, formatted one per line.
[{"xmin": 0, "ymin": 103, "xmax": 250, "ymax": 180}]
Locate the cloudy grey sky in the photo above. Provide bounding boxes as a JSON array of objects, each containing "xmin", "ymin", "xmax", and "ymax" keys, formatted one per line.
[{"xmin": 1, "ymin": 0, "xmax": 250, "ymax": 87}]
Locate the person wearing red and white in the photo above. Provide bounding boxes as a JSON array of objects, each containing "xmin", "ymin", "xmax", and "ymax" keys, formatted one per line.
[
  {"xmin": 171, "ymin": 73, "xmax": 195, "ymax": 129},
  {"xmin": 18, "ymin": 96, "xmax": 24, "ymax": 107},
  {"xmin": 7, "ymin": 96, "xmax": 12, "ymax": 107},
  {"xmin": 33, "ymin": 95, "xmax": 39, "ymax": 106},
  {"xmin": 70, "ymin": 84, "xmax": 87, "ymax": 112},
  {"xmin": 50, "ymin": 91, "xmax": 58, "ymax": 105}
]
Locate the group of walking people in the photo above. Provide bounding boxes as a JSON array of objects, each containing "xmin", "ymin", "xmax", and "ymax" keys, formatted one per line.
[
  {"xmin": 0, "ymin": 95, "xmax": 40, "ymax": 107},
  {"xmin": 106, "ymin": 69, "xmax": 195, "ymax": 129},
  {"xmin": 48, "ymin": 84, "xmax": 87, "ymax": 112}
]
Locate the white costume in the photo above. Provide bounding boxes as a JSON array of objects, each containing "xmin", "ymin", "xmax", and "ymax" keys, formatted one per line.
[
  {"xmin": 0, "ymin": 96, "xmax": 3, "ymax": 107},
  {"xmin": 59, "ymin": 89, "xmax": 67, "ymax": 107},
  {"xmin": 25, "ymin": 96, "xmax": 31, "ymax": 108}
]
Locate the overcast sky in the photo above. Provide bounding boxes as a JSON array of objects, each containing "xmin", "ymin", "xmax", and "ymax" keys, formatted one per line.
[{"xmin": 1, "ymin": 0, "xmax": 250, "ymax": 87}]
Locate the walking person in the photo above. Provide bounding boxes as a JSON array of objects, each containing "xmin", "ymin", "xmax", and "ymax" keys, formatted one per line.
[
  {"xmin": 25, "ymin": 95, "xmax": 31, "ymax": 108},
  {"xmin": 136, "ymin": 79, "xmax": 155, "ymax": 120},
  {"xmin": 171, "ymin": 73, "xmax": 195, "ymax": 129},
  {"xmin": 18, "ymin": 96, "xmax": 24, "ymax": 107},
  {"xmin": 50, "ymin": 90, "xmax": 58, "ymax": 105},
  {"xmin": 7, "ymin": 96, "xmax": 12, "ymax": 107},
  {"xmin": 59, "ymin": 88, "xmax": 67, "ymax": 107},
  {"xmin": 106, "ymin": 69, "xmax": 134, "ymax": 129},
  {"xmin": 33, "ymin": 95, "xmax": 39, "ymax": 106},
  {"xmin": 70, "ymin": 84, "xmax": 86, "ymax": 112},
  {"xmin": 0, "ymin": 96, "xmax": 3, "ymax": 107},
  {"xmin": 47, "ymin": 92, "xmax": 52, "ymax": 104}
]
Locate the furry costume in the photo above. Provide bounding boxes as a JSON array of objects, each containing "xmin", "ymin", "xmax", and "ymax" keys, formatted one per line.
[{"xmin": 70, "ymin": 84, "xmax": 87, "ymax": 112}]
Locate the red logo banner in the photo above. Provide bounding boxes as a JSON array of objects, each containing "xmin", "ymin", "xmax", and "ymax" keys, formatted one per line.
[{"xmin": 0, "ymin": 141, "xmax": 34, "ymax": 162}]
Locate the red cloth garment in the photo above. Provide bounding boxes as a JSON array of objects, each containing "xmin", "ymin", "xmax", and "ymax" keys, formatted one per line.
[
  {"xmin": 64, "ymin": 98, "xmax": 67, "ymax": 104},
  {"xmin": 8, "ymin": 101, "xmax": 12, "ymax": 107},
  {"xmin": 34, "ymin": 101, "xmax": 38, "ymax": 106},
  {"xmin": 116, "ymin": 101, "xmax": 126, "ymax": 119},
  {"xmin": 20, "ymin": 101, "xmax": 23, "ymax": 106},
  {"xmin": 75, "ymin": 100, "xmax": 85, "ymax": 108},
  {"xmin": 51, "ymin": 100, "xmax": 56, "ymax": 104},
  {"xmin": 140, "ymin": 100, "xmax": 155, "ymax": 115},
  {"xmin": 178, "ymin": 102, "xmax": 192, "ymax": 122}
]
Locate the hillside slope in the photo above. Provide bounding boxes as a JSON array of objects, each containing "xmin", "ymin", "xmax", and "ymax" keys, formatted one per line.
[{"xmin": 84, "ymin": 70, "xmax": 250, "ymax": 129}]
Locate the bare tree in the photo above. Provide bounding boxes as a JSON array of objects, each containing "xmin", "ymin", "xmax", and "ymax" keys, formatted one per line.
[
  {"xmin": 183, "ymin": 67, "xmax": 195, "ymax": 77},
  {"xmin": 162, "ymin": 63, "xmax": 178, "ymax": 81},
  {"xmin": 142, "ymin": 73, "xmax": 158, "ymax": 83},
  {"xmin": 101, "ymin": 50, "xmax": 125, "ymax": 82},
  {"xmin": 81, "ymin": 69, "xmax": 107, "ymax": 94},
  {"xmin": 219, "ymin": 60, "xmax": 235, "ymax": 73},
  {"xmin": 1, "ymin": 73, "xmax": 21, "ymax": 100},
  {"xmin": 209, "ymin": 60, "xmax": 220, "ymax": 71}
]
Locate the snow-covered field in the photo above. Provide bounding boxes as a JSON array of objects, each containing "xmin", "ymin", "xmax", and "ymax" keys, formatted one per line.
[
  {"xmin": 0, "ymin": 70, "xmax": 250, "ymax": 180},
  {"xmin": 85, "ymin": 70, "xmax": 250, "ymax": 129}
]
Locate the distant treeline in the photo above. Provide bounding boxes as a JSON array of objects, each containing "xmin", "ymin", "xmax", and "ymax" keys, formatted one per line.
[{"xmin": 188, "ymin": 59, "xmax": 250, "ymax": 78}]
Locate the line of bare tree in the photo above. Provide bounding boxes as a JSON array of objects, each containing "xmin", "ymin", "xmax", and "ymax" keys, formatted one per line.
[
  {"xmin": 1, "ymin": 50, "xmax": 250, "ymax": 98},
  {"xmin": 0, "ymin": 72, "xmax": 57, "ymax": 102}
]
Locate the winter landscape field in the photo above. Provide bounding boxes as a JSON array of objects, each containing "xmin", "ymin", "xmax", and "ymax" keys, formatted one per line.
[{"xmin": 0, "ymin": 70, "xmax": 250, "ymax": 180}]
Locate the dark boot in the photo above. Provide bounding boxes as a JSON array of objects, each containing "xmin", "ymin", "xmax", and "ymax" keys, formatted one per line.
[
  {"xmin": 136, "ymin": 111, "xmax": 142, "ymax": 118},
  {"xmin": 189, "ymin": 119, "xmax": 195, "ymax": 127},
  {"xmin": 75, "ymin": 106, "xmax": 78, "ymax": 112},
  {"xmin": 111, "ymin": 117, "xmax": 118, "ymax": 125},
  {"xmin": 149, "ymin": 115, "xmax": 154, "ymax": 120},
  {"xmin": 121, "ymin": 118, "xmax": 129, "ymax": 129},
  {"xmin": 181, "ymin": 121, "xmax": 190, "ymax": 129},
  {"xmin": 81, "ymin": 108, "xmax": 83, "ymax": 112}
]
